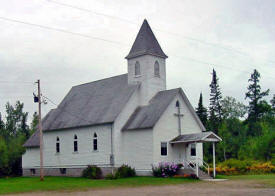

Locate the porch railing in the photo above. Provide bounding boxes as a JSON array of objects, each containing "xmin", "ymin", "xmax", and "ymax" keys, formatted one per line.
[
  {"xmin": 197, "ymin": 157, "xmax": 210, "ymax": 176},
  {"xmin": 183, "ymin": 160, "xmax": 196, "ymax": 171},
  {"xmin": 183, "ymin": 158, "xmax": 210, "ymax": 177}
]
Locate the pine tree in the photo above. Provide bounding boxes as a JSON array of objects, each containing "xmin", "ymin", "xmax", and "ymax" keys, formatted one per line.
[
  {"xmin": 196, "ymin": 93, "xmax": 208, "ymax": 126},
  {"xmin": 30, "ymin": 112, "xmax": 38, "ymax": 135},
  {"xmin": 245, "ymin": 69, "xmax": 269, "ymax": 136},
  {"xmin": 0, "ymin": 113, "xmax": 3, "ymax": 130},
  {"xmin": 245, "ymin": 69, "xmax": 269, "ymax": 122},
  {"xmin": 271, "ymin": 94, "xmax": 275, "ymax": 109},
  {"xmin": 209, "ymin": 69, "xmax": 222, "ymax": 133}
]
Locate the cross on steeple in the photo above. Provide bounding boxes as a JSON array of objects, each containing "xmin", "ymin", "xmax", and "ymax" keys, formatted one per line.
[{"xmin": 174, "ymin": 100, "xmax": 184, "ymax": 135}]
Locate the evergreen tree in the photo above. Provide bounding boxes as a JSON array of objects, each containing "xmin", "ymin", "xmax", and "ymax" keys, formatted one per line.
[
  {"xmin": 271, "ymin": 94, "xmax": 275, "ymax": 110},
  {"xmin": 0, "ymin": 113, "xmax": 4, "ymax": 132},
  {"xmin": 245, "ymin": 69, "xmax": 269, "ymax": 135},
  {"xmin": 30, "ymin": 112, "xmax": 38, "ymax": 135},
  {"xmin": 196, "ymin": 93, "xmax": 208, "ymax": 127},
  {"xmin": 209, "ymin": 69, "xmax": 222, "ymax": 133},
  {"xmin": 20, "ymin": 113, "xmax": 29, "ymax": 138}
]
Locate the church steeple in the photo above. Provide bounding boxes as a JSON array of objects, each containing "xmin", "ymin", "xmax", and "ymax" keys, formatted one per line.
[
  {"xmin": 126, "ymin": 19, "xmax": 168, "ymax": 59},
  {"xmin": 126, "ymin": 19, "xmax": 167, "ymax": 105}
]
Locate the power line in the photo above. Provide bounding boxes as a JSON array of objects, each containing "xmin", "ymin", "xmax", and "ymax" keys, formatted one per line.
[
  {"xmin": 45, "ymin": 0, "xmax": 275, "ymax": 65},
  {"xmin": 172, "ymin": 55, "xmax": 275, "ymax": 80},
  {"xmin": 47, "ymin": 0, "xmax": 138, "ymax": 25},
  {"xmin": 0, "ymin": 16, "xmax": 274, "ymax": 80},
  {"xmin": 0, "ymin": 16, "xmax": 127, "ymax": 46},
  {"xmin": 0, "ymin": 81, "xmax": 34, "ymax": 84}
]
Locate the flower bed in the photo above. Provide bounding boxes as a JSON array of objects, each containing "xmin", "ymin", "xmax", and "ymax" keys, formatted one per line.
[{"xmin": 152, "ymin": 162, "xmax": 182, "ymax": 177}]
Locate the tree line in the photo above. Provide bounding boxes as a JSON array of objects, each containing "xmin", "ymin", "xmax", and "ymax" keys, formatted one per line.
[
  {"xmin": 0, "ymin": 103, "xmax": 38, "ymax": 176},
  {"xmin": 196, "ymin": 69, "xmax": 275, "ymax": 163},
  {"xmin": 0, "ymin": 69, "xmax": 274, "ymax": 176}
]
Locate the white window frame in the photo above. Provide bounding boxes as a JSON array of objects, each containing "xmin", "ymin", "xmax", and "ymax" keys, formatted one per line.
[
  {"xmin": 73, "ymin": 134, "xmax": 78, "ymax": 153},
  {"xmin": 161, "ymin": 142, "xmax": 168, "ymax": 156},
  {"xmin": 190, "ymin": 143, "xmax": 196, "ymax": 157},
  {"xmin": 154, "ymin": 61, "xmax": 160, "ymax": 77},
  {"xmin": 93, "ymin": 133, "xmax": 98, "ymax": 152},
  {"xmin": 134, "ymin": 61, "xmax": 141, "ymax": 76},
  {"xmin": 56, "ymin": 136, "xmax": 60, "ymax": 154}
]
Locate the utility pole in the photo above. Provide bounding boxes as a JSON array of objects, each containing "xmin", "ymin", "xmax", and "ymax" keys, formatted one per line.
[{"xmin": 36, "ymin": 79, "xmax": 44, "ymax": 181}]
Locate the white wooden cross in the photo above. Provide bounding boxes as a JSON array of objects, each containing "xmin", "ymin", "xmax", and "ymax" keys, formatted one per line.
[{"xmin": 174, "ymin": 104, "xmax": 184, "ymax": 135}]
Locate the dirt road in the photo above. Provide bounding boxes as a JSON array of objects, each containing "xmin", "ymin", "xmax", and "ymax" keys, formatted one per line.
[{"xmin": 5, "ymin": 179, "xmax": 275, "ymax": 196}]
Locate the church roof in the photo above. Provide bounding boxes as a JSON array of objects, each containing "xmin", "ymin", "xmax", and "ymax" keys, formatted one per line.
[
  {"xmin": 125, "ymin": 19, "xmax": 168, "ymax": 59},
  {"xmin": 24, "ymin": 74, "xmax": 139, "ymax": 147},
  {"xmin": 123, "ymin": 88, "xmax": 180, "ymax": 130},
  {"xmin": 170, "ymin": 131, "xmax": 222, "ymax": 143}
]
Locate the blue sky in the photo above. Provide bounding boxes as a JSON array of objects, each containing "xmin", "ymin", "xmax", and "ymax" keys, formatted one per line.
[{"xmin": 0, "ymin": 0, "xmax": 274, "ymax": 120}]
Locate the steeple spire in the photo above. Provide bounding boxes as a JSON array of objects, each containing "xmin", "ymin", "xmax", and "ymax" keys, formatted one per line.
[{"xmin": 126, "ymin": 19, "xmax": 168, "ymax": 59}]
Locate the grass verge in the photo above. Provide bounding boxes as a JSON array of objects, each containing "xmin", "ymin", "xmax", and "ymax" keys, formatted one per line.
[
  {"xmin": 216, "ymin": 174, "xmax": 275, "ymax": 188},
  {"xmin": 0, "ymin": 176, "xmax": 196, "ymax": 195}
]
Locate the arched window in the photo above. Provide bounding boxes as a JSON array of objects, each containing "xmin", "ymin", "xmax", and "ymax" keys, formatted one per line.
[
  {"xmin": 74, "ymin": 134, "xmax": 78, "ymax": 152},
  {"xmin": 56, "ymin": 137, "xmax": 60, "ymax": 153},
  {"xmin": 176, "ymin": 100, "xmax": 180, "ymax": 108},
  {"xmin": 154, "ymin": 61, "xmax": 160, "ymax": 77},
  {"xmin": 135, "ymin": 61, "xmax": 141, "ymax": 76},
  {"xmin": 93, "ymin": 133, "xmax": 98, "ymax": 151}
]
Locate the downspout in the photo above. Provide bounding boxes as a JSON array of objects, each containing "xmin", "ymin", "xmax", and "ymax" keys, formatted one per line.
[{"xmin": 110, "ymin": 123, "xmax": 114, "ymax": 174}]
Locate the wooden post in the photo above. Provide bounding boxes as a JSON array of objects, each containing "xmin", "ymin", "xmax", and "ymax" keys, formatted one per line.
[
  {"xmin": 37, "ymin": 80, "xmax": 44, "ymax": 181},
  {"xmin": 195, "ymin": 142, "xmax": 199, "ymax": 177},
  {"xmin": 212, "ymin": 142, "xmax": 216, "ymax": 178}
]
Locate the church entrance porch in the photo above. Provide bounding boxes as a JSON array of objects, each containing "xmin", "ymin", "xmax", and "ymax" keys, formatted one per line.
[{"xmin": 170, "ymin": 131, "xmax": 222, "ymax": 179}]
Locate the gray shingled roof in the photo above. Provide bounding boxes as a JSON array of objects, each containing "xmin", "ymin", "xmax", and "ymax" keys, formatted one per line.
[
  {"xmin": 123, "ymin": 88, "xmax": 180, "ymax": 130},
  {"xmin": 170, "ymin": 131, "xmax": 222, "ymax": 143},
  {"xmin": 24, "ymin": 74, "xmax": 139, "ymax": 147},
  {"xmin": 125, "ymin": 19, "xmax": 168, "ymax": 59},
  {"xmin": 23, "ymin": 130, "xmax": 40, "ymax": 147}
]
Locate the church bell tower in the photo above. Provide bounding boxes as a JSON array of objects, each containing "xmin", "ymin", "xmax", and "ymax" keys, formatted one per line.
[{"xmin": 126, "ymin": 19, "xmax": 168, "ymax": 105}]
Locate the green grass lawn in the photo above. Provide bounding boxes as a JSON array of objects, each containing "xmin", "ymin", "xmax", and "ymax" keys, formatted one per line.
[
  {"xmin": 1, "ymin": 175, "xmax": 274, "ymax": 195},
  {"xmin": 217, "ymin": 174, "xmax": 275, "ymax": 188},
  {"xmin": 0, "ymin": 176, "xmax": 196, "ymax": 195}
]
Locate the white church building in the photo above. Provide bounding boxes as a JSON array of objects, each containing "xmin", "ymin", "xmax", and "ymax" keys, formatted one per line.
[{"xmin": 23, "ymin": 20, "xmax": 221, "ymax": 178}]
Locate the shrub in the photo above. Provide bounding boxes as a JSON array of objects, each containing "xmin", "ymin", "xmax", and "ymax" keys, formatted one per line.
[
  {"xmin": 152, "ymin": 162, "xmax": 182, "ymax": 177},
  {"xmin": 105, "ymin": 173, "xmax": 117, "ymax": 180},
  {"xmin": 211, "ymin": 159, "xmax": 275, "ymax": 175},
  {"xmin": 82, "ymin": 165, "xmax": 102, "ymax": 179},
  {"xmin": 190, "ymin": 173, "xmax": 199, "ymax": 179},
  {"xmin": 115, "ymin": 164, "xmax": 136, "ymax": 178}
]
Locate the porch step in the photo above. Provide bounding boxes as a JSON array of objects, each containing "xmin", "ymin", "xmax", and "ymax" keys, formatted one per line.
[
  {"xmin": 178, "ymin": 168, "xmax": 212, "ymax": 180},
  {"xmin": 198, "ymin": 169, "xmax": 213, "ymax": 180}
]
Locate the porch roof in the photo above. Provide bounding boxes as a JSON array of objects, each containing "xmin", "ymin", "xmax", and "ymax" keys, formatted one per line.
[{"xmin": 170, "ymin": 131, "xmax": 222, "ymax": 144}]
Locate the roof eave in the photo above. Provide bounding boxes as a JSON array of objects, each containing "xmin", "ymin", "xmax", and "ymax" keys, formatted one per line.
[
  {"xmin": 123, "ymin": 126, "xmax": 153, "ymax": 131},
  {"xmin": 125, "ymin": 52, "xmax": 168, "ymax": 59},
  {"xmin": 43, "ymin": 122, "xmax": 114, "ymax": 132}
]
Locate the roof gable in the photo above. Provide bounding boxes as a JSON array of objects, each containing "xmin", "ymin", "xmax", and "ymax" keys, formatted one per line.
[
  {"xmin": 177, "ymin": 88, "xmax": 206, "ymax": 132},
  {"xmin": 123, "ymin": 88, "xmax": 180, "ymax": 130},
  {"xmin": 125, "ymin": 19, "xmax": 168, "ymax": 59},
  {"xmin": 123, "ymin": 87, "xmax": 206, "ymax": 131}
]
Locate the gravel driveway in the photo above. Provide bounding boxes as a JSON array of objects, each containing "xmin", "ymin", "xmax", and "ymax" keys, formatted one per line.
[{"xmin": 5, "ymin": 179, "xmax": 275, "ymax": 196}]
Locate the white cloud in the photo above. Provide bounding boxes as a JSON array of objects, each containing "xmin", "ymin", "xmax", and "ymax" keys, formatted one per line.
[{"xmin": 0, "ymin": 0, "xmax": 274, "ymax": 119}]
